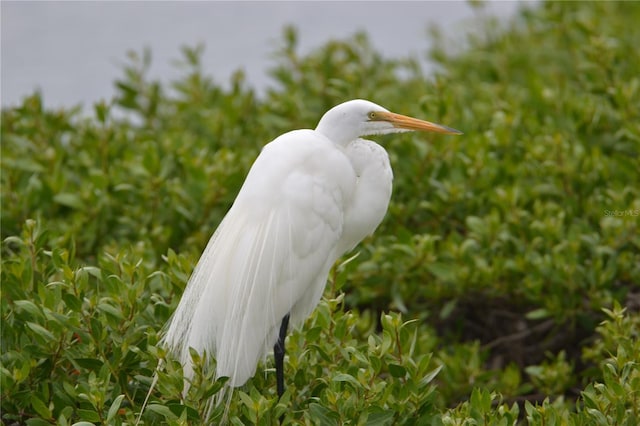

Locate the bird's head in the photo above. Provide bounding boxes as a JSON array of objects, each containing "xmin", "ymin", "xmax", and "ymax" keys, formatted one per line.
[{"xmin": 315, "ymin": 99, "xmax": 462, "ymax": 146}]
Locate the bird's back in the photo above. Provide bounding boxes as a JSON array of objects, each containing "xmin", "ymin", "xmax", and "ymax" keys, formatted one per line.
[{"xmin": 162, "ymin": 129, "xmax": 360, "ymax": 392}]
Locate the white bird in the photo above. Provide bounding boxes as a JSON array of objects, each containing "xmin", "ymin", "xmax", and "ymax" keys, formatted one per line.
[{"xmin": 161, "ymin": 99, "xmax": 461, "ymax": 418}]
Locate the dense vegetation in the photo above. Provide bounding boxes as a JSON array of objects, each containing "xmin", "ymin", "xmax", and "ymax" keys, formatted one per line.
[{"xmin": 2, "ymin": 1, "xmax": 639, "ymax": 424}]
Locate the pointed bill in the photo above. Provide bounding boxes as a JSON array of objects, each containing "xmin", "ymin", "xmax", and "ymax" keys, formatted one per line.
[{"xmin": 377, "ymin": 111, "xmax": 463, "ymax": 135}]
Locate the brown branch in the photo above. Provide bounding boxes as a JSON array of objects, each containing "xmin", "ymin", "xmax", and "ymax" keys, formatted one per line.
[{"xmin": 481, "ymin": 319, "xmax": 555, "ymax": 351}]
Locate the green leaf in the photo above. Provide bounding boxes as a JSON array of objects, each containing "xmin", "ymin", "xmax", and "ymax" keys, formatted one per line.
[
  {"xmin": 526, "ymin": 308, "xmax": 551, "ymax": 320},
  {"xmin": 97, "ymin": 302, "xmax": 124, "ymax": 320},
  {"xmin": 332, "ymin": 373, "xmax": 361, "ymax": 388},
  {"xmin": 586, "ymin": 408, "xmax": 610, "ymax": 425},
  {"xmin": 62, "ymin": 293, "xmax": 82, "ymax": 312},
  {"xmin": 420, "ymin": 364, "xmax": 443, "ymax": 386},
  {"xmin": 7, "ymin": 158, "xmax": 45, "ymax": 173},
  {"xmin": 30, "ymin": 394, "xmax": 52, "ymax": 419},
  {"xmin": 79, "ymin": 266, "xmax": 102, "ymax": 279},
  {"xmin": 14, "ymin": 300, "xmax": 45, "ymax": 320},
  {"xmin": 427, "ymin": 262, "xmax": 456, "ymax": 282},
  {"xmin": 365, "ymin": 408, "xmax": 395, "ymax": 426},
  {"xmin": 106, "ymin": 394, "xmax": 125, "ymax": 422},
  {"xmin": 305, "ymin": 326, "xmax": 323, "ymax": 342},
  {"xmin": 388, "ymin": 363, "xmax": 406, "ymax": 378},
  {"xmin": 309, "ymin": 403, "xmax": 339, "ymax": 426},
  {"xmin": 26, "ymin": 322, "xmax": 56, "ymax": 342},
  {"xmin": 237, "ymin": 391, "xmax": 254, "ymax": 408},
  {"xmin": 53, "ymin": 193, "xmax": 83, "ymax": 209},
  {"xmin": 73, "ymin": 358, "xmax": 104, "ymax": 370},
  {"xmin": 26, "ymin": 419, "xmax": 54, "ymax": 426},
  {"xmin": 147, "ymin": 404, "xmax": 178, "ymax": 420},
  {"xmin": 465, "ymin": 216, "xmax": 485, "ymax": 235},
  {"xmin": 76, "ymin": 409, "xmax": 101, "ymax": 422}
]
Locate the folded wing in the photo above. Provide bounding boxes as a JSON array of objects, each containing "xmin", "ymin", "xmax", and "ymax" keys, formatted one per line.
[{"xmin": 162, "ymin": 129, "xmax": 357, "ymax": 399}]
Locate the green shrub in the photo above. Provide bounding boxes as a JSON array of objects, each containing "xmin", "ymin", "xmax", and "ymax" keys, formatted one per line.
[{"xmin": 2, "ymin": 1, "xmax": 639, "ymax": 424}]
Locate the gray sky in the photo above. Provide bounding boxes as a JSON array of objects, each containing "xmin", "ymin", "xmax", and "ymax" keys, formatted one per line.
[{"xmin": 1, "ymin": 1, "xmax": 529, "ymax": 109}]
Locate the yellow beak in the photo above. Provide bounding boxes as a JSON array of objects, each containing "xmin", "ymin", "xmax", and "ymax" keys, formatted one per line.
[{"xmin": 377, "ymin": 111, "xmax": 463, "ymax": 135}]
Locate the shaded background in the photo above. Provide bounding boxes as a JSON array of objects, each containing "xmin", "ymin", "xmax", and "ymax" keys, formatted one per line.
[{"xmin": 2, "ymin": 1, "xmax": 528, "ymax": 109}]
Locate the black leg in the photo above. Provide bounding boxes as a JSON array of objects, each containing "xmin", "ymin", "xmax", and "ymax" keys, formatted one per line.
[{"xmin": 274, "ymin": 313, "xmax": 290, "ymax": 398}]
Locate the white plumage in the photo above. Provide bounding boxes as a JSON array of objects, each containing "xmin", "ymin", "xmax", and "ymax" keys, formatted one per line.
[{"xmin": 160, "ymin": 99, "xmax": 461, "ymax": 418}]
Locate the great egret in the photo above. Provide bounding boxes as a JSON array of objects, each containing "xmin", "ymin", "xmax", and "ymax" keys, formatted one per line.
[{"xmin": 161, "ymin": 99, "xmax": 461, "ymax": 417}]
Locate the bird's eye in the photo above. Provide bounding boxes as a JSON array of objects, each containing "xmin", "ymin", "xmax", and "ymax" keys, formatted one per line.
[{"xmin": 368, "ymin": 111, "xmax": 376, "ymax": 120}]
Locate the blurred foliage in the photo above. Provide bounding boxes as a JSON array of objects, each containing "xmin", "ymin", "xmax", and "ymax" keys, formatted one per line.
[{"xmin": 2, "ymin": 1, "xmax": 640, "ymax": 424}]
